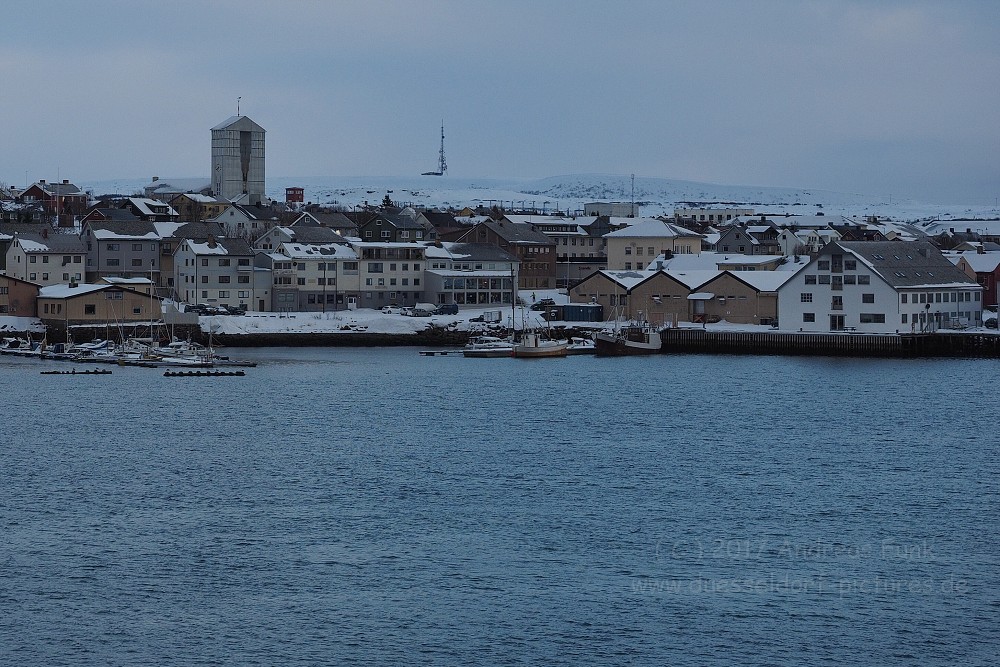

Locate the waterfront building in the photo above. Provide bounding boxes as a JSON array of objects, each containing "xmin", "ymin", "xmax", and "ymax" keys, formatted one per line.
[
  {"xmin": 81, "ymin": 220, "xmax": 160, "ymax": 285},
  {"xmin": 423, "ymin": 242, "xmax": 519, "ymax": 307},
  {"xmin": 255, "ymin": 225, "xmax": 348, "ymax": 252},
  {"xmin": 37, "ymin": 282, "xmax": 162, "ymax": 327},
  {"xmin": 451, "ymin": 219, "xmax": 556, "ymax": 290},
  {"xmin": 0, "ymin": 274, "xmax": 41, "ymax": 315},
  {"xmin": 5, "ymin": 231, "xmax": 87, "ymax": 286},
  {"xmin": 265, "ymin": 242, "xmax": 360, "ymax": 312},
  {"xmin": 174, "ymin": 236, "xmax": 262, "ymax": 311},
  {"xmin": 777, "ymin": 241, "xmax": 983, "ymax": 333},
  {"xmin": 351, "ymin": 242, "xmax": 428, "ymax": 309}
]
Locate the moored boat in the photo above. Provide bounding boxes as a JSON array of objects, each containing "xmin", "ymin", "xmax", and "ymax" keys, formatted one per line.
[
  {"xmin": 463, "ymin": 335, "xmax": 514, "ymax": 358},
  {"xmin": 512, "ymin": 331, "xmax": 569, "ymax": 358},
  {"xmin": 594, "ymin": 323, "xmax": 662, "ymax": 356},
  {"xmin": 565, "ymin": 336, "xmax": 597, "ymax": 355}
]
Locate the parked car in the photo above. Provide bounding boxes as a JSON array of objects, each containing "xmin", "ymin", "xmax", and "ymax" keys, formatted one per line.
[
  {"xmin": 530, "ymin": 298, "xmax": 556, "ymax": 311},
  {"xmin": 381, "ymin": 305, "xmax": 402, "ymax": 314},
  {"xmin": 435, "ymin": 304, "xmax": 459, "ymax": 315},
  {"xmin": 986, "ymin": 318, "xmax": 998, "ymax": 329},
  {"xmin": 409, "ymin": 307, "xmax": 435, "ymax": 317}
]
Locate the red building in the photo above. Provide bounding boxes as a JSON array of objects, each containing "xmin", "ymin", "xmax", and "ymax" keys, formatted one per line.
[
  {"xmin": 285, "ymin": 187, "xmax": 304, "ymax": 204},
  {"xmin": 20, "ymin": 179, "xmax": 89, "ymax": 226}
]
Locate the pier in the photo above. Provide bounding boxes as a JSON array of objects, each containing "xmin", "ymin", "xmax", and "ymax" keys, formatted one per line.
[{"xmin": 659, "ymin": 329, "xmax": 1000, "ymax": 358}]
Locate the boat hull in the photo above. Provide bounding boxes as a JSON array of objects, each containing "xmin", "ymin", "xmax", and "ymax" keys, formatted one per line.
[
  {"xmin": 512, "ymin": 343, "xmax": 569, "ymax": 358},
  {"xmin": 594, "ymin": 330, "xmax": 661, "ymax": 356},
  {"xmin": 463, "ymin": 347, "xmax": 513, "ymax": 358}
]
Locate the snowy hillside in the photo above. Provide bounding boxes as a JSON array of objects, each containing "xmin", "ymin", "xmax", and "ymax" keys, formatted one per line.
[{"xmin": 80, "ymin": 173, "xmax": 999, "ymax": 223}]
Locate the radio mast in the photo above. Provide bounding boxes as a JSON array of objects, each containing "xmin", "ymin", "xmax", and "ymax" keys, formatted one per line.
[{"xmin": 422, "ymin": 121, "xmax": 447, "ymax": 176}]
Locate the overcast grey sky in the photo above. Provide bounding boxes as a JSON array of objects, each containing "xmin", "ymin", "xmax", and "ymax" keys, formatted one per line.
[{"xmin": 1, "ymin": 0, "xmax": 997, "ymax": 203}]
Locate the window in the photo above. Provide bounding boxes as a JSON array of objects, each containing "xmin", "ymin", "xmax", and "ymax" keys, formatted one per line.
[
  {"xmin": 818, "ymin": 275, "xmax": 831, "ymax": 284},
  {"xmin": 803, "ymin": 313, "xmax": 815, "ymax": 322},
  {"xmin": 804, "ymin": 275, "xmax": 817, "ymax": 284},
  {"xmin": 238, "ymin": 275, "xmax": 250, "ymax": 284},
  {"xmin": 831, "ymin": 296, "xmax": 843, "ymax": 310},
  {"xmin": 201, "ymin": 276, "xmax": 209, "ymax": 283},
  {"xmin": 85, "ymin": 304, "xmax": 96, "ymax": 315},
  {"xmin": 132, "ymin": 243, "xmax": 142, "ymax": 251},
  {"xmin": 219, "ymin": 276, "xmax": 231, "ymax": 284},
  {"xmin": 107, "ymin": 259, "xmax": 120, "ymax": 266},
  {"xmin": 29, "ymin": 256, "xmax": 36, "ymax": 263},
  {"xmin": 862, "ymin": 293, "xmax": 875, "ymax": 304},
  {"xmin": 107, "ymin": 243, "xmax": 119, "ymax": 251},
  {"xmin": 902, "ymin": 314, "xmax": 908, "ymax": 323},
  {"xmin": 625, "ymin": 247, "xmax": 632, "ymax": 255},
  {"xmin": 818, "ymin": 260, "xmax": 830, "ymax": 270},
  {"xmin": 42, "ymin": 273, "xmax": 49, "ymax": 281},
  {"xmin": 901, "ymin": 294, "xmax": 908, "ymax": 303},
  {"xmin": 218, "ymin": 291, "xmax": 229, "ymax": 299},
  {"xmin": 368, "ymin": 263, "xmax": 383, "ymax": 273},
  {"xmin": 297, "ymin": 278, "xmax": 305, "ymax": 286},
  {"xmin": 857, "ymin": 275, "xmax": 870, "ymax": 285},
  {"xmin": 201, "ymin": 258, "xmax": 209, "ymax": 266},
  {"xmin": 131, "ymin": 259, "xmax": 143, "ymax": 267},
  {"xmin": 860, "ymin": 313, "xmax": 886, "ymax": 324},
  {"xmin": 800, "ymin": 293, "xmax": 813, "ymax": 303},
  {"xmin": 133, "ymin": 307, "xmax": 142, "ymax": 315},
  {"xmin": 844, "ymin": 275, "xmax": 856, "ymax": 284},
  {"xmin": 219, "ymin": 258, "xmax": 231, "ymax": 267},
  {"xmin": 844, "ymin": 259, "xmax": 857, "ymax": 270}
]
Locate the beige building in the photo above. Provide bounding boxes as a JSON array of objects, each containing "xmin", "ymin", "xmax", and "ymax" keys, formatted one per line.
[
  {"xmin": 604, "ymin": 219, "xmax": 702, "ymax": 270},
  {"xmin": 37, "ymin": 283, "xmax": 162, "ymax": 325}
]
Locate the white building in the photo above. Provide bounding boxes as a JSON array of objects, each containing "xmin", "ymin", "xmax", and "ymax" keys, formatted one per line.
[
  {"xmin": 174, "ymin": 236, "xmax": 266, "ymax": 311},
  {"xmin": 777, "ymin": 241, "xmax": 982, "ymax": 333}
]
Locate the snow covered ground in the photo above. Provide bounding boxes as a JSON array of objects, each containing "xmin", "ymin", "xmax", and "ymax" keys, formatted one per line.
[{"xmin": 80, "ymin": 173, "xmax": 1000, "ymax": 222}]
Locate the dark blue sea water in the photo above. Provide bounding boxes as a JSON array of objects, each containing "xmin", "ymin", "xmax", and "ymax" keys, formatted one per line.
[{"xmin": 2, "ymin": 348, "xmax": 998, "ymax": 666}]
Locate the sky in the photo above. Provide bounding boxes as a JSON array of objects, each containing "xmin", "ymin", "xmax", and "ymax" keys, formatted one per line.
[{"xmin": 1, "ymin": 0, "xmax": 998, "ymax": 204}]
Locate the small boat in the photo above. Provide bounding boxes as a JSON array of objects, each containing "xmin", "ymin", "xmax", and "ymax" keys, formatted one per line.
[
  {"xmin": 463, "ymin": 335, "xmax": 514, "ymax": 358},
  {"xmin": 566, "ymin": 336, "xmax": 597, "ymax": 355},
  {"xmin": 163, "ymin": 370, "xmax": 246, "ymax": 377},
  {"xmin": 512, "ymin": 331, "xmax": 569, "ymax": 358},
  {"xmin": 594, "ymin": 322, "xmax": 662, "ymax": 356},
  {"xmin": 40, "ymin": 368, "xmax": 113, "ymax": 375}
]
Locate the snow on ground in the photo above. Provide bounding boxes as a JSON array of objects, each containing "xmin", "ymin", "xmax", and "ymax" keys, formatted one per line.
[
  {"xmin": 80, "ymin": 174, "xmax": 1000, "ymax": 222},
  {"xmin": 0, "ymin": 316, "xmax": 46, "ymax": 334}
]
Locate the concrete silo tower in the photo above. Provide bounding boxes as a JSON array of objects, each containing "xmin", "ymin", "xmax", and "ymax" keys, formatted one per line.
[{"xmin": 211, "ymin": 115, "xmax": 265, "ymax": 204}]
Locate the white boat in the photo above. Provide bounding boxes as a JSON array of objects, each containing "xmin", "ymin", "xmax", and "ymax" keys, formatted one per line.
[
  {"xmin": 566, "ymin": 336, "xmax": 596, "ymax": 355},
  {"xmin": 512, "ymin": 331, "xmax": 569, "ymax": 358},
  {"xmin": 463, "ymin": 335, "xmax": 514, "ymax": 358}
]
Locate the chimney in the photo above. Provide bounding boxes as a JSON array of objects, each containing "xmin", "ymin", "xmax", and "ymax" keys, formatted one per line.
[
  {"xmin": 62, "ymin": 179, "xmax": 69, "ymax": 185},
  {"xmin": 39, "ymin": 179, "xmax": 46, "ymax": 185},
  {"xmin": 978, "ymin": 244, "xmax": 985, "ymax": 254},
  {"xmin": 41, "ymin": 228, "xmax": 48, "ymax": 239},
  {"xmin": 152, "ymin": 176, "xmax": 159, "ymax": 182}
]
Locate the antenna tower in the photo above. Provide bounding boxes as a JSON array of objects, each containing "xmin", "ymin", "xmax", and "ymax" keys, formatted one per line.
[{"xmin": 438, "ymin": 121, "xmax": 447, "ymax": 175}]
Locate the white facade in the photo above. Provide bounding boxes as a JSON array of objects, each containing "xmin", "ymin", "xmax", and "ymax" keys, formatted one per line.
[
  {"xmin": 778, "ymin": 243, "xmax": 983, "ymax": 333},
  {"xmin": 174, "ymin": 238, "xmax": 263, "ymax": 310}
]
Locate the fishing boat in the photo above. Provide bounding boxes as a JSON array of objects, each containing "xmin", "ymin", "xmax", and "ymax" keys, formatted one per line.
[
  {"xmin": 512, "ymin": 331, "xmax": 568, "ymax": 358},
  {"xmin": 463, "ymin": 335, "xmax": 514, "ymax": 358},
  {"xmin": 594, "ymin": 323, "xmax": 661, "ymax": 356}
]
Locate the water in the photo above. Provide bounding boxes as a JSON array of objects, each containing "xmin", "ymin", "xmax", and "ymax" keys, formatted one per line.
[{"xmin": 2, "ymin": 349, "xmax": 998, "ymax": 665}]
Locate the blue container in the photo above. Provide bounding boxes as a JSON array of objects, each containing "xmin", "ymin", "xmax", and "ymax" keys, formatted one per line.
[{"xmin": 563, "ymin": 304, "xmax": 604, "ymax": 322}]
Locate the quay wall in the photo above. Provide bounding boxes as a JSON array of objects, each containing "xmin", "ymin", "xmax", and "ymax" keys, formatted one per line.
[{"xmin": 659, "ymin": 329, "xmax": 1000, "ymax": 358}]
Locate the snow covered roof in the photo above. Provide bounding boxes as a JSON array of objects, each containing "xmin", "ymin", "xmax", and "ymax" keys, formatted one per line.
[
  {"xmin": 949, "ymin": 250, "xmax": 1000, "ymax": 273},
  {"xmin": 598, "ymin": 269, "xmax": 656, "ymax": 290},
  {"xmin": 279, "ymin": 243, "xmax": 358, "ymax": 260},
  {"xmin": 664, "ymin": 269, "xmax": 723, "ymax": 289},
  {"xmin": 183, "ymin": 237, "xmax": 253, "ymax": 256},
  {"xmin": 726, "ymin": 270, "xmax": 796, "ymax": 292},
  {"xmin": 604, "ymin": 218, "xmax": 701, "ymax": 238},
  {"xmin": 39, "ymin": 283, "xmax": 111, "ymax": 299}
]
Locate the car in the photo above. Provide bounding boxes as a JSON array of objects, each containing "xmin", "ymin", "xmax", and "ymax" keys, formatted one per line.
[
  {"xmin": 986, "ymin": 318, "xmax": 998, "ymax": 329},
  {"xmin": 529, "ymin": 298, "xmax": 556, "ymax": 311},
  {"xmin": 381, "ymin": 305, "xmax": 402, "ymax": 314},
  {"xmin": 435, "ymin": 304, "xmax": 459, "ymax": 315},
  {"xmin": 469, "ymin": 315, "xmax": 485, "ymax": 322}
]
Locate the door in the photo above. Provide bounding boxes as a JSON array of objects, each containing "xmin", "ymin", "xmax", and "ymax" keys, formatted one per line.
[{"xmin": 830, "ymin": 315, "xmax": 845, "ymax": 331}]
